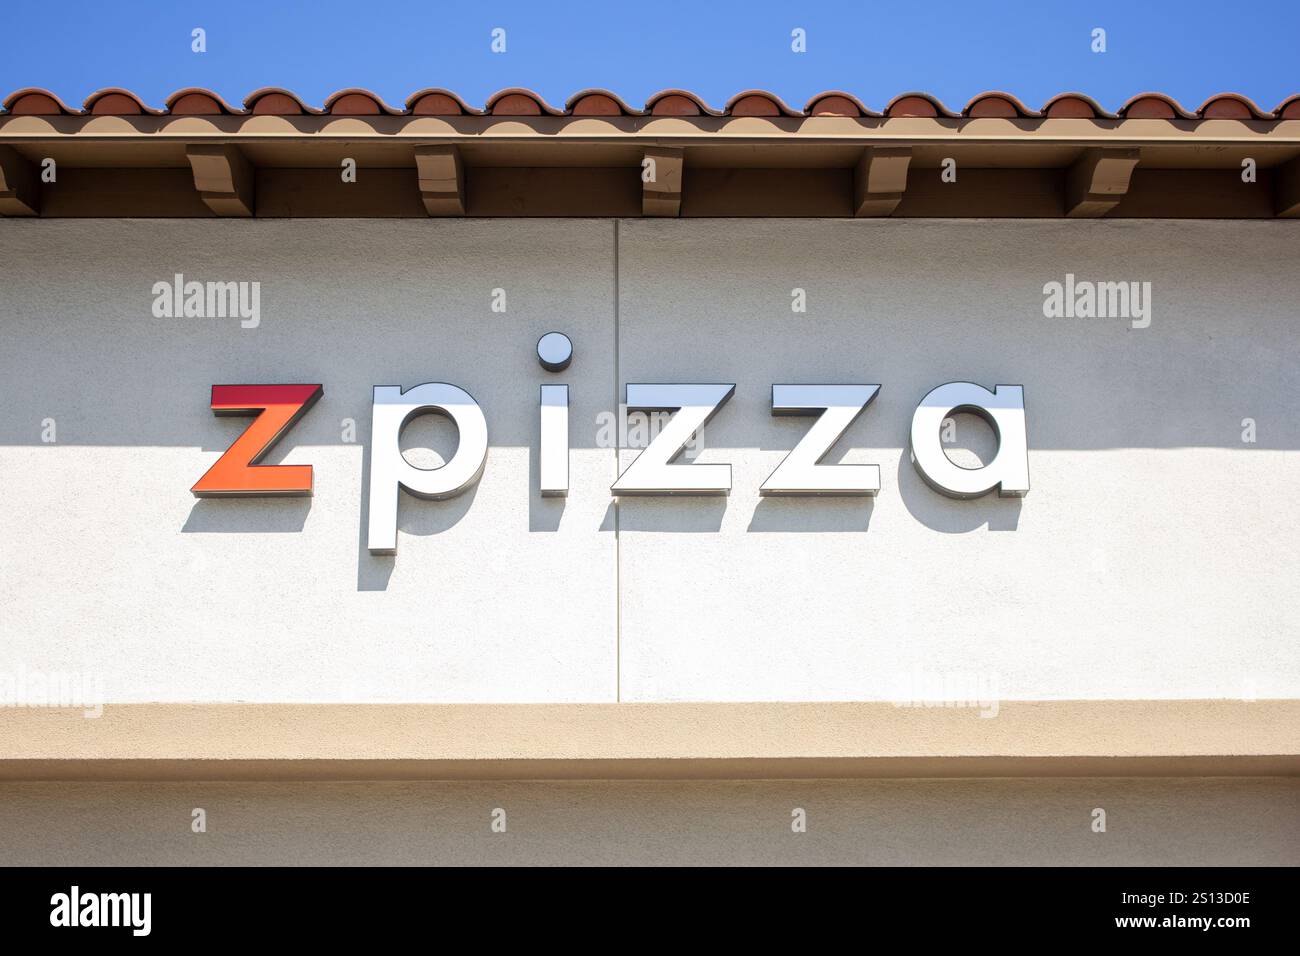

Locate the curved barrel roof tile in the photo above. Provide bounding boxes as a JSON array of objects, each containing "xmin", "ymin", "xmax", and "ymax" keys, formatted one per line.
[
  {"xmin": 323, "ymin": 88, "xmax": 403, "ymax": 116},
  {"xmin": 1277, "ymin": 94, "xmax": 1300, "ymax": 119},
  {"xmin": 964, "ymin": 91, "xmax": 1037, "ymax": 118},
  {"xmin": 3, "ymin": 88, "xmax": 78, "ymax": 115},
  {"xmin": 565, "ymin": 88, "xmax": 642, "ymax": 116},
  {"xmin": 803, "ymin": 91, "xmax": 880, "ymax": 117},
  {"xmin": 884, "ymin": 92, "xmax": 960, "ymax": 118},
  {"xmin": 164, "ymin": 88, "xmax": 243, "ymax": 115},
  {"xmin": 1119, "ymin": 92, "xmax": 1197, "ymax": 120},
  {"xmin": 1040, "ymin": 93, "xmax": 1115, "ymax": 119},
  {"xmin": 83, "ymin": 88, "xmax": 165, "ymax": 115},
  {"xmin": 724, "ymin": 90, "xmax": 802, "ymax": 117},
  {"xmin": 404, "ymin": 88, "xmax": 482, "ymax": 115},
  {"xmin": 242, "ymin": 87, "xmax": 324, "ymax": 115},
  {"xmin": 1196, "ymin": 93, "xmax": 1270, "ymax": 120},
  {"xmin": 484, "ymin": 88, "xmax": 564, "ymax": 116},
  {"xmin": 1, "ymin": 87, "xmax": 1298, "ymax": 119},
  {"xmin": 644, "ymin": 89, "xmax": 722, "ymax": 116}
]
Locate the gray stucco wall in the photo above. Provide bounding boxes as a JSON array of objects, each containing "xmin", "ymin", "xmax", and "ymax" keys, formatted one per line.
[
  {"xmin": 1, "ymin": 777, "xmax": 1295, "ymax": 866},
  {"xmin": 0, "ymin": 218, "xmax": 1297, "ymax": 704}
]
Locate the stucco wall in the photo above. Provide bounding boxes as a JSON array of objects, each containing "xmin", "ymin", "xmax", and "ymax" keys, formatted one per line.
[
  {"xmin": 0, "ymin": 218, "xmax": 1296, "ymax": 704},
  {"xmin": 1, "ymin": 777, "xmax": 1295, "ymax": 866}
]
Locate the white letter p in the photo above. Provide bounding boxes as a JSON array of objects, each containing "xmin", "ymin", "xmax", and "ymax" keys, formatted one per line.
[{"xmin": 367, "ymin": 383, "xmax": 488, "ymax": 554}]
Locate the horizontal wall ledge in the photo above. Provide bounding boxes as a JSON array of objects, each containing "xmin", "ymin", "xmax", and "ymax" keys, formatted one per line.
[{"xmin": 0, "ymin": 700, "xmax": 1295, "ymax": 781}]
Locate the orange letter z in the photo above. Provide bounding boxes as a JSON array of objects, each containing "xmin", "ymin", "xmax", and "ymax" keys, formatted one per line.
[{"xmin": 191, "ymin": 384, "xmax": 324, "ymax": 497}]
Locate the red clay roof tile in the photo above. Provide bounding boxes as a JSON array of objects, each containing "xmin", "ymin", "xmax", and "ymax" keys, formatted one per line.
[
  {"xmin": 2, "ymin": 87, "xmax": 1298, "ymax": 119},
  {"xmin": 484, "ymin": 88, "xmax": 563, "ymax": 116},
  {"xmin": 165, "ymin": 88, "xmax": 241, "ymax": 115},
  {"xmin": 323, "ymin": 89, "xmax": 402, "ymax": 116},
  {"xmin": 2, "ymin": 87, "xmax": 75, "ymax": 115},
  {"xmin": 884, "ymin": 92, "xmax": 958, "ymax": 118},
  {"xmin": 724, "ymin": 90, "xmax": 800, "ymax": 117},
  {"xmin": 243, "ymin": 88, "xmax": 323, "ymax": 115},
  {"xmin": 1041, "ymin": 93, "xmax": 1112, "ymax": 119},
  {"xmin": 645, "ymin": 89, "xmax": 721, "ymax": 117},
  {"xmin": 84, "ymin": 88, "xmax": 162, "ymax": 115},
  {"xmin": 1196, "ymin": 93, "xmax": 1269, "ymax": 119},
  {"xmin": 964, "ymin": 91, "xmax": 1036, "ymax": 118},
  {"xmin": 803, "ymin": 91, "xmax": 878, "ymax": 117},
  {"xmin": 404, "ymin": 88, "xmax": 480, "ymax": 115},
  {"xmin": 1120, "ymin": 92, "xmax": 1196, "ymax": 120},
  {"xmin": 565, "ymin": 89, "xmax": 641, "ymax": 116}
]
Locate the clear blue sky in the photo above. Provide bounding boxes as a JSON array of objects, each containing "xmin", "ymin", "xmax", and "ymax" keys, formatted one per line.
[{"xmin": 3, "ymin": 0, "xmax": 1297, "ymax": 112}]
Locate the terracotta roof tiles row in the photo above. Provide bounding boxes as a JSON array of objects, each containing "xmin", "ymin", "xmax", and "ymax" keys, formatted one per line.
[{"xmin": 5, "ymin": 87, "xmax": 1299, "ymax": 120}]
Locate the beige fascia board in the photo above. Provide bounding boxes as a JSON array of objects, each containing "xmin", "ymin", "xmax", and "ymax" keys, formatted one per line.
[
  {"xmin": 0, "ymin": 700, "xmax": 1296, "ymax": 781},
  {"xmin": 2, "ymin": 115, "xmax": 1299, "ymax": 148}
]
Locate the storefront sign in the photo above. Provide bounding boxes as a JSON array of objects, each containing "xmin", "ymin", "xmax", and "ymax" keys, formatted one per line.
[{"xmin": 191, "ymin": 339, "xmax": 1030, "ymax": 555}]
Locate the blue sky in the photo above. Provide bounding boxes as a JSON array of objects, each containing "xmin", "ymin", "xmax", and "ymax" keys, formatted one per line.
[{"xmin": 3, "ymin": 0, "xmax": 1297, "ymax": 112}]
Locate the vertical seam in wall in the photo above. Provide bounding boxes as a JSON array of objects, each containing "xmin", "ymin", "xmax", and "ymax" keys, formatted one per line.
[{"xmin": 613, "ymin": 219, "xmax": 621, "ymax": 703}]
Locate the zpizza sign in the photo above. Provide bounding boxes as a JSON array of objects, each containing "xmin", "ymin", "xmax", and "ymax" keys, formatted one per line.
[{"xmin": 191, "ymin": 334, "xmax": 1029, "ymax": 555}]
